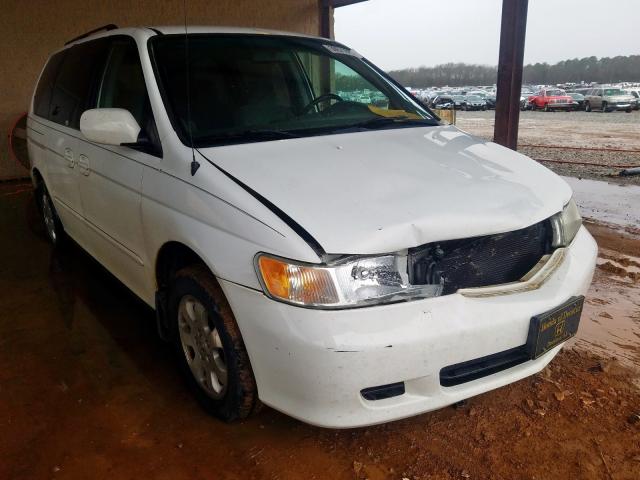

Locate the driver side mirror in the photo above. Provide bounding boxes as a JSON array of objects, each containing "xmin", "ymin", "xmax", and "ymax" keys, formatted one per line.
[{"xmin": 80, "ymin": 108, "xmax": 141, "ymax": 146}]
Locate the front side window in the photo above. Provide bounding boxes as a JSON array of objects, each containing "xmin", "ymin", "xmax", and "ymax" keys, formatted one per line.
[
  {"xmin": 98, "ymin": 39, "xmax": 152, "ymax": 128},
  {"xmin": 149, "ymin": 35, "xmax": 436, "ymax": 147},
  {"xmin": 96, "ymin": 37, "xmax": 160, "ymax": 155}
]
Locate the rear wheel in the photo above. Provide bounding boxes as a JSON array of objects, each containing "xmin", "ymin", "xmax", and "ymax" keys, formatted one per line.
[
  {"xmin": 168, "ymin": 265, "xmax": 260, "ymax": 421},
  {"xmin": 38, "ymin": 185, "xmax": 65, "ymax": 246}
]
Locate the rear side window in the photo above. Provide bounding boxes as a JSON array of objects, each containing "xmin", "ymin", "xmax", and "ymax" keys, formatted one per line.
[
  {"xmin": 49, "ymin": 39, "xmax": 109, "ymax": 129},
  {"xmin": 33, "ymin": 52, "xmax": 66, "ymax": 119}
]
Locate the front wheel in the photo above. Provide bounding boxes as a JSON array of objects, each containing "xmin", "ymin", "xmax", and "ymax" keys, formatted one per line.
[
  {"xmin": 544, "ymin": 103, "xmax": 551, "ymax": 112},
  {"xmin": 168, "ymin": 265, "xmax": 260, "ymax": 421},
  {"xmin": 585, "ymin": 102, "xmax": 591, "ymax": 112},
  {"xmin": 602, "ymin": 102, "xmax": 609, "ymax": 112}
]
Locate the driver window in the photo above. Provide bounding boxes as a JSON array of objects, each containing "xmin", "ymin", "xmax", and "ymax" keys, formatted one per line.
[
  {"xmin": 98, "ymin": 39, "xmax": 154, "ymax": 132},
  {"xmin": 296, "ymin": 51, "xmax": 391, "ymax": 110}
]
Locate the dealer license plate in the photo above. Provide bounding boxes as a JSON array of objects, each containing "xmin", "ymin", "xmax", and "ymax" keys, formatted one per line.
[{"xmin": 527, "ymin": 296, "xmax": 584, "ymax": 359}]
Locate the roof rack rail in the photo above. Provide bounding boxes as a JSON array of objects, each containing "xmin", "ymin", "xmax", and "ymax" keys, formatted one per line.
[{"xmin": 64, "ymin": 24, "xmax": 118, "ymax": 46}]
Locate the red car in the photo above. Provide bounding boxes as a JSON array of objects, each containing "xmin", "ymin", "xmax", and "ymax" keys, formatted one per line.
[{"xmin": 527, "ymin": 88, "xmax": 573, "ymax": 112}]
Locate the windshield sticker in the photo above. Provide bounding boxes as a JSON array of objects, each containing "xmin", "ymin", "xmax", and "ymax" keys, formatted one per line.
[{"xmin": 323, "ymin": 44, "xmax": 362, "ymax": 58}]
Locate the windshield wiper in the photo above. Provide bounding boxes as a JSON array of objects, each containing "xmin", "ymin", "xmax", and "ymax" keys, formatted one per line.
[
  {"xmin": 195, "ymin": 128, "xmax": 301, "ymax": 146},
  {"xmin": 332, "ymin": 116, "xmax": 438, "ymax": 133}
]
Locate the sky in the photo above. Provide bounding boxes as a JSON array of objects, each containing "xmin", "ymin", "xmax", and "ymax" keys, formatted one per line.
[{"xmin": 334, "ymin": 0, "xmax": 640, "ymax": 71}]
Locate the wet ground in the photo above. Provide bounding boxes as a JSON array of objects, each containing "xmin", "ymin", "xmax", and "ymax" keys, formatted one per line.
[
  {"xmin": 1, "ymin": 181, "xmax": 639, "ymax": 480},
  {"xmin": 457, "ymin": 109, "xmax": 640, "ymax": 184},
  {"xmin": 565, "ymin": 176, "xmax": 640, "ymax": 229}
]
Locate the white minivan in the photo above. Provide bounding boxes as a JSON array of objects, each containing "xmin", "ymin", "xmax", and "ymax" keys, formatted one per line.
[{"xmin": 28, "ymin": 25, "xmax": 597, "ymax": 428}]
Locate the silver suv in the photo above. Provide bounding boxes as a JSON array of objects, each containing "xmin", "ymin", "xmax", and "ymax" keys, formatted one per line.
[{"xmin": 584, "ymin": 87, "xmax": 634, "ymax": 112}]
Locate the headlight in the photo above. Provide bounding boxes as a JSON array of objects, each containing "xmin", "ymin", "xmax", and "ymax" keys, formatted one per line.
[
  {"xmin": 256, "ymin": 254, "xmax": 442, "ymax": 309},
  {"xmin": 551, "ymin": 198, "xmax": 582, "ymax": 247}
]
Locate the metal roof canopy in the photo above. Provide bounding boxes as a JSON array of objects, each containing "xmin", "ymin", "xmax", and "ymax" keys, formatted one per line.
[{"xmin": 322, "ymin": 0, "xmax": 529, "ymax": 150}]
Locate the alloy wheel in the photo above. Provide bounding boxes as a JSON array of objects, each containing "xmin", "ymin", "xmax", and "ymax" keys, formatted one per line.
[
  {"xmin": 41, "ymin": 191, "xmax": 57, "ymax": 243},
  {"xmin": 177, "ymin": 295, "xmax": 228, "ymax": 400}
]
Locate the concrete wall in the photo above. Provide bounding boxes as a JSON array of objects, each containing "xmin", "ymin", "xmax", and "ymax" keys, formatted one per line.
[{"xmin": 0, "ymin": 0, "xmax": 323, "ymax": 180}]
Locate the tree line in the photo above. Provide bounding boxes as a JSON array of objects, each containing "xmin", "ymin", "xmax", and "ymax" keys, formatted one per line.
[{"xmin": 387, "ymin": 55, "xmax": 640, "ymax": 87}]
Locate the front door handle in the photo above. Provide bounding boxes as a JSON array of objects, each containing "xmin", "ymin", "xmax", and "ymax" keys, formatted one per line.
[
  {"xmin": 64, "ymin": 147, "xmax": 75, "ymax": 168},
  {"xmin": 78, "ymin": 155, "xmax": 90, "ymax": 176}
]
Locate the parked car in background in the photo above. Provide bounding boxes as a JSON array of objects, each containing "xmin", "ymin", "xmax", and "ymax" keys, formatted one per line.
[
  {"xmin": 528, "ymin": 89, "xmax": 573, "ymax": 111},
  {"xmin": 584, "ymin": 87, "xmax": 634, "ymax": 112},
  {"xmin": 624, "ymin": 89, "xmax": 640, "ymax": 110},
  {"xmin": 28, "ymin": 25, "xmax": 597, "ymax": 429},
  {"xmin": 462, "ymin": 95, "xmax": 487, "ymax": 111},
  {"xmin": 519, "ymin": 88, "xmax": 535, "ymax": 110},
  {"xmin": 432, "ymin": 95, "xmax": 456, "ymax": 109},
  {"xmin": 466, "ymin": 90, "xmax": 487, "ymax": 100},
  {"xmin": 485, "ymin": 94, "xmax": 496, "ymax": 109},
  {"xmin": 451, "ymin": 95, "xmax": 465, "ymax": 109},
  {"xmin": 571, "ymin": 87, "xmax": 592, "ymax": 96},
  {"xmin": 568, "ymin": 92, "xmax": 585, "ymax": 110}
]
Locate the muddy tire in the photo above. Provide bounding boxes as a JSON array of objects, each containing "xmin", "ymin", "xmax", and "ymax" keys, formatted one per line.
[
  {"xmin": 168, "ymin": 265, "xmax": 261, "ymax": 421},
  {"xmin": 37, "ymin": 184, "xmax": 65, "ymax": 246}
]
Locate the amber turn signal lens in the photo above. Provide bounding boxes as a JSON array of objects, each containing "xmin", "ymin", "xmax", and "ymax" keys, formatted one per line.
[
  {"xmin": 257, "ymin": 255, "xmax": 339, "ymax": 305},
  {"xmin": 258, "ymin": 256, "xmax": 291, "ymax": 299}
]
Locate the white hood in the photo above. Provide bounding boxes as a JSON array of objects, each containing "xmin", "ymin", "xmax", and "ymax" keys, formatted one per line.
[{"xmin": 204, "ymin": 125, "xmax": 572, "ymax": 254}]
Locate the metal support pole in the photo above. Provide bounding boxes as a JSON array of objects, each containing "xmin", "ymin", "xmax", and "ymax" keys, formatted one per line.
[
  {"xmin": 320, "ymin": 0, "xmax": 332, "ymax": 38},
  {"xmin": 494, "ymin": 0, "xmax": 529, "ymax": 150}
]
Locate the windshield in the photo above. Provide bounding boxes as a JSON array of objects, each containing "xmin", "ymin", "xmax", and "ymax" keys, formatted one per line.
[
  {"xmin": 467, "ymin": 96, "xmax": 482, "ymax": 101},
  {"xmin": 149, "ymin": 35, "xmax": 436, "ymax": 147},
  {"xmin": 546, "ymin": 89, "xmax": 565, "ymax": 96},
  {"xmin": 604, "ymin": 88, "xmax": 624, "ymax": 96}
]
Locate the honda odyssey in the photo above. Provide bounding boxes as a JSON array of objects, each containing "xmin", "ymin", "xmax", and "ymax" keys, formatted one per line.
[{"xmin": 27, "ymin": 26, "xmax": 597, "ymax": 428}]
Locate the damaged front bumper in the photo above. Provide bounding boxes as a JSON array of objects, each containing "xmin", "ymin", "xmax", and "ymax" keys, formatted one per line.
[{"xmin": 221, "ymin": 226, "xmax": 597, "ymax": 428}]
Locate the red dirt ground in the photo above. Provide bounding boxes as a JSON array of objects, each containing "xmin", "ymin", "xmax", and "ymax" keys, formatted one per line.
[{"xmin": 1, "ymin": 183, "xmax": 639, "ymax": 480}]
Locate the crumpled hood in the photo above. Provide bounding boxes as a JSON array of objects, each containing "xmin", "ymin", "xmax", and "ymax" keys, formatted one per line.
[{"xmin": 203, "ymin": 125, "xmax": 572, "ymax": 255}]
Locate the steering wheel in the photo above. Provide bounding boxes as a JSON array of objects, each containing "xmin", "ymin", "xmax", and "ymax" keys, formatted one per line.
[{"xmin": 301, "ymin": 93, "xmax": 344, "ymax": 115}]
